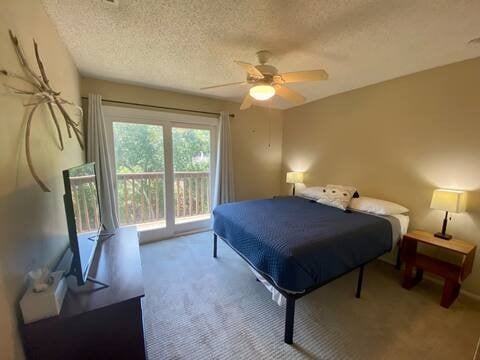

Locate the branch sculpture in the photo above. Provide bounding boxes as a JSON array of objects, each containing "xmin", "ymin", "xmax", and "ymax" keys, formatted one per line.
[{"xmin": 1, "ymin": 30, "xmax": 84, "ymax": 192}]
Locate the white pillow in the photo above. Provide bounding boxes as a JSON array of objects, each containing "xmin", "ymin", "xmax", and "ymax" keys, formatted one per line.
[
  {"xmin": 349, "ymin": 197, "xmax": 408, "ymax": 215},
  {"xmin": 296, "ymin": 186, "xmax": 326, "ymax": 200},
  {"xmin": 316, "ymin": 185, "xmax": 356, "ymax": 210}
]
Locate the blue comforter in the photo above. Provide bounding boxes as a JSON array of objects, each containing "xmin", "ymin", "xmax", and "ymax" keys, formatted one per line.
[{"xmin": 213, "ymin": 196, "xmax": 393, "ymax": 293}]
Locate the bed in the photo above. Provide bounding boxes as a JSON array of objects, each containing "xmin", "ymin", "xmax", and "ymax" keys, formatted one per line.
[{"xmin": 212, "ymin": 196, "xmax": 406, "ymax": 344}]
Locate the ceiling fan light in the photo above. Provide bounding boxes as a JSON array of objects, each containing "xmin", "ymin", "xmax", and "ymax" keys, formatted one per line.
[{"xmin": 249, "ymin": 85, "xmax": 275, "ymax": 101}]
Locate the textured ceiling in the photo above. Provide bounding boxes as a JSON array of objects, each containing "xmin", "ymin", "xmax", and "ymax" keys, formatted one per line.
[{"xmin": 41, "ymin": 0, "xmax": 480, "ymax": 109}]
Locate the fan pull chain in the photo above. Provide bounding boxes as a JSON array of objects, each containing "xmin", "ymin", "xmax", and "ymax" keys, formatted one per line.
[{"xmin": 268, "ymin": 99, "xmax": 272, "ymax": 149}]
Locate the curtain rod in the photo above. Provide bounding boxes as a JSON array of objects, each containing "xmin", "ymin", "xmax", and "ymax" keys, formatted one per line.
[{"xmin": 80, "ymin": 96, "xmax": 235, "ymax": 118}]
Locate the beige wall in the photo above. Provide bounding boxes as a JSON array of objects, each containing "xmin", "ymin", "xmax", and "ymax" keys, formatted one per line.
[
  {"xmin": 0, "ymin": 1, "xmax": 83, "ymax": 358},
  {"xmin": 282, "ymin": 57, "xmax": 480, "ymax": 295},
  {"xmin": 81, "ymin": 78, "xmax": 284, "ymax": 200}
]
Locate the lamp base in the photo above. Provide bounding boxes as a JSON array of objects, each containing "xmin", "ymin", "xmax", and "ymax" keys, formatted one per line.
[{"xmin": 434, "ymin": 232, "xmax": 452, "ymax": 240}]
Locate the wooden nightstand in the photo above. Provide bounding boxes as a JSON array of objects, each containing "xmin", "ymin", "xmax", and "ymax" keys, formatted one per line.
[{"xmin": 400, "ymin": 230, "xmax": 476, "ymax": 308}]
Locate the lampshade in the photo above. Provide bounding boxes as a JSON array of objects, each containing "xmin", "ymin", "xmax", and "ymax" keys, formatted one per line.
[
  {"xmin": 430, "ymin": 189, "xmax": 467, "ymax": 213},
  {"xmin": 286, "ymin": 172, "xmax": 304, "ymax": 184},
  {"xmin": 249, "ymin": 85, "xmax": 275, "ymax": 101}
]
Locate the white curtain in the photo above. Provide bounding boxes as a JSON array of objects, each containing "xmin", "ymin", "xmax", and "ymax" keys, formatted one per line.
[
  {"xmin": 213, "ymin": 111, "xmax": 235, "ymax": 206},
  {"xmin": 86, "ymin": 94, "xmax": 119, "ymax": 230}
]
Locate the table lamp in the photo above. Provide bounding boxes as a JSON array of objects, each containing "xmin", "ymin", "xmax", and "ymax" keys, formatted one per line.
[
  {"xmin": 286, "ymin": 172, "xmax": 304, "ymax": 196},
  {"xmin": 430, "ymin": 189, "xmax": 467, "ymax": 240}
]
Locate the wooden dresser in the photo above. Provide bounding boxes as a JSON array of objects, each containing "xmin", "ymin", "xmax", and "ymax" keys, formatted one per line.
[{"xmin": 21, "ymin": 227, "xmax": 146, "ymax": 359}]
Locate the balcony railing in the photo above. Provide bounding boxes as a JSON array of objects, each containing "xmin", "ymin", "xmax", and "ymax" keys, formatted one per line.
[{"xmin": 70, "ymin": 171, "xmax": 210, "ymax": 233}]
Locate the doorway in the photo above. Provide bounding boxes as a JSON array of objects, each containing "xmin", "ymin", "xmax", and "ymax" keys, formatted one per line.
[{"xmin": 104, "ymin": 106, "xmax": 217, "ymax": 242}]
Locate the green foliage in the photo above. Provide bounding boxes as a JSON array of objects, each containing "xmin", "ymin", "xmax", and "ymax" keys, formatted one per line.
[
  {"xmin": 173, "ymin": 128, "xmax": 210, "ymax": 172},
  {"xmin": 111, "ymin": 122, "xmax": 211, "ymax": 225},
  {"xmin": 113, "ymin": 123, "xmax": 165, "ymax": 173},
  {"xmin": 113, "ymin": 123, "xmax": 210, "ymax": 173}
]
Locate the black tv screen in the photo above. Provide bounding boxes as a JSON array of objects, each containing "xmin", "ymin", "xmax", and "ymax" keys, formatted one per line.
[{"xmin": 63, "ymin": 162, "xmax": 101, "ymax": 286}]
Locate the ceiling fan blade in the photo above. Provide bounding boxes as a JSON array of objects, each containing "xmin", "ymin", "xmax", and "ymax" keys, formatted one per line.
[
  {"xmin": 234, "ymin": 61, "xmax": 264, "ymax": 79},
  {"xmin": 200, "ymin": 81, "xmax": 246, "ymax": 90},
  {"xmin": 279, "ymin": 70, "xmax": 329, "ymax": 83},
  {"xmin": 240, "ymin": 94, "xmax": 253, "ymax": 110},
  {"xmin": 274, "ymin": 85, "xmax": 306, "ymax": 105}
]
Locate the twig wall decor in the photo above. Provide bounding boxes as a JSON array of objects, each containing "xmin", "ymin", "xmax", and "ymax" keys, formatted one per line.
[{"xmin": 1, "ymin": 30, "xmax": 84, "ymax": 192}]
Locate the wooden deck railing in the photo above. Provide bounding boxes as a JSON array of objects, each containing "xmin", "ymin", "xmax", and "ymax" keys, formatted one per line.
[{"xmin": 70, "ymin": 171, "xmax": 210, "ymax": 232}]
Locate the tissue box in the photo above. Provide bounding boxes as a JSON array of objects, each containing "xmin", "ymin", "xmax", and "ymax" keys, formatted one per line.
[{"xmin": 20, "ymin": 271, "xmax": 67, "ymax": 324}]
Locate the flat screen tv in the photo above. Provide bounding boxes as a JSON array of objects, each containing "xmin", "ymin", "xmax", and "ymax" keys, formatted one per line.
[{"xmin": 63, "ymin": 162, "xmax": 104, "ymax": 286}]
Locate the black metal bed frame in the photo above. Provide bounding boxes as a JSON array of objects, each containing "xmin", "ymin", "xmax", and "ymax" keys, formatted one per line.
[{"xmin": 213, "ymin": 233, "xmax": 368, "ymax": 345}]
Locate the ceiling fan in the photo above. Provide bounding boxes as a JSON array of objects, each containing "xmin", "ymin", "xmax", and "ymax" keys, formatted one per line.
[{"xmin": 200, "ymin": 50, "xmax": 328, "ymax": 110}]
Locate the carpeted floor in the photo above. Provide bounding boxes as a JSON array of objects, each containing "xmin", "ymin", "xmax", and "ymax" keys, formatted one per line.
[{"xmin": 140, "ymin": 231, "xmax": 480, "ymax": 360}]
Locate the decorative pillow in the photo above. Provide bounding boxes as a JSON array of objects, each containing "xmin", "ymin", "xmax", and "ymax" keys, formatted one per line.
[
  {"xmin": 327, "ymin": 184, "xmax": 360, "ymax": 198},
  {"xmin": 327, "ymin": 184, "xmax": 356, "ymax": 192},
  {"xmin": 296, "ymin": 186, "xmax": 326, "ymax": 200},
  {"xmin": 349, "ymin": 197, "xmax": 409, "ymax": 215},
  {"xmin": 316, "ymin": 185, "xmax": 356, "ymax": 210}
]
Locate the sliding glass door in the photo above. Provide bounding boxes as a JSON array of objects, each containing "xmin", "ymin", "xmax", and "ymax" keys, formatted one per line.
[
  {"xmin": 104, "ymin": 106, "xmax": 217, "ymax": 242},
  {"xmin": 172, "ymin": 126, "xmax": 213, "ymax": 233},
  {"xmin": 112, "ymin": 122, "xmax": 166, "ymax": 231}
]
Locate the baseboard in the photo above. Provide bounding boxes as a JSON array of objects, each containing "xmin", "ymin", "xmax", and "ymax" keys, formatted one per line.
[
  {"xmin": 379, "ymin": 258, "xmax": 480, "ymax": 301},
  {"xmin": 139, "ymin": 227, "xmax": 212, "ymax": 244},
  {"xmin": 174, "ymin": 227, "xmax": 212, "ymax": 238}
]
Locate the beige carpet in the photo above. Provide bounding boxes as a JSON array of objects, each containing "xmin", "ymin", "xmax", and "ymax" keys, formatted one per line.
[{"xmin": 140, "ymin": 231, "xmax": 480, "ymax": 360}]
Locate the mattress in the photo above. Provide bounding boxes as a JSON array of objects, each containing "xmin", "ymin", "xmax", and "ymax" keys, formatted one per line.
[
  {"xmin": 213, "ymin": 196, "xmax": 394, "ymax": 293},
  {"xmin": 391, "ymin": 213, "xmax": 410, "ymax": 239}
]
